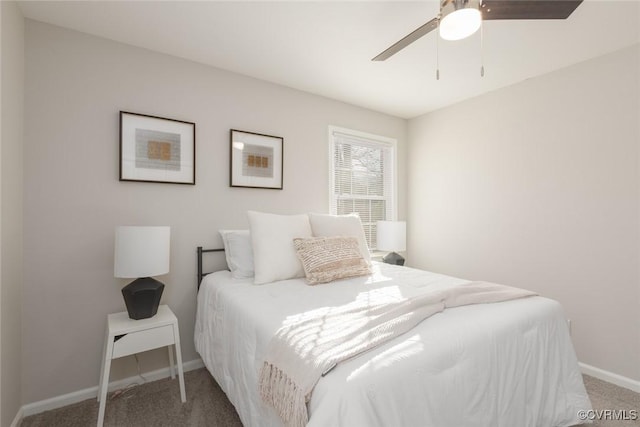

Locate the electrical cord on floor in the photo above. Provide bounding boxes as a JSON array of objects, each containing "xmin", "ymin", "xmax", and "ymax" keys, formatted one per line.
[
  {"xmin": 134, "ymin": 353, "xmax": 148, "ymax": 383},
  {"xmin": 109, "ymin": 354, "xmax": 148, "ymax": 401}
]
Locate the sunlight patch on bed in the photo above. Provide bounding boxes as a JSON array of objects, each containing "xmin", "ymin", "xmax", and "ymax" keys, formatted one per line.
[
  {"xmin": 277, "ymin": 286, "xmax": 409, "ymax": 360},
  {"xmin": 281, "ymin": 285, "xmax": 406, "ymax": 327},
  {"xmin": 354, "ymin": 285, "xmax": 404, "ymax": 304},
  {"xmin": 364, "ymin": 264, "xmax": 394, "ymax": 284}
]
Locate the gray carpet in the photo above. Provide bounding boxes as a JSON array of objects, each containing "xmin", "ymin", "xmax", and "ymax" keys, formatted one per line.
[
  {"xmin": 21, "ymin": 368, "xmax": 242, "ymax": 427},
  {"xmin": 21, "ymin": 368, "xmax": 639, "ymax": 427},
  {"xmin": 579, "ymin": 375, "xmax": 640, "ymax": 427}
]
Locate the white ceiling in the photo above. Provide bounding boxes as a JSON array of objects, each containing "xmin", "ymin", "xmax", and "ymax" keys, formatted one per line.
[{"xmin": 18, "ymin": 0, "xmax": 640, "ymax": 119}]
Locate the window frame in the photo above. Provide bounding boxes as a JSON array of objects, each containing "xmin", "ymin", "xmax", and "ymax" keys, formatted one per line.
[{"xmin": 328, "ymin": 125, "xmax": 398, "ymax": 250}]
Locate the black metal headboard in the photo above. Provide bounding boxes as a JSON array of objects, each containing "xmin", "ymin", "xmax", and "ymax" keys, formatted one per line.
[{"xmin": 197, "ymin": 246, "xmax": 225, "ymax": 289}]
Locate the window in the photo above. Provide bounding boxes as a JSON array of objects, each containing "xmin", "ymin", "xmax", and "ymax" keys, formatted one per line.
[{"xmin": 329, "ymin": 126, "xmax": 397, "ymax": 250}]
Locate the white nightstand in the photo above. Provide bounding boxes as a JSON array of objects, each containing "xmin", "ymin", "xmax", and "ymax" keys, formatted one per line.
[{"xmin": 97, "ymin": 305, "xmax": 186, "ymax": 427}]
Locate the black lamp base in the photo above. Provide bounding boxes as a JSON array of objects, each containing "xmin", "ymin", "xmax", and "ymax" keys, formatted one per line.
[
  {"xmin": 382, "ymin": 251, "xmax": 405, "ymax": 266},
  {"xmin": 122, "ymin": 277, "xmax": 164, "ymax": 320}
]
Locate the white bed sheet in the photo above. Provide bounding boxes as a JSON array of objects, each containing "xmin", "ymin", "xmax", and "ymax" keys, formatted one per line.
[{"xmin": 195, "ymin": 262, "xmax": 591, "ymax": 427}]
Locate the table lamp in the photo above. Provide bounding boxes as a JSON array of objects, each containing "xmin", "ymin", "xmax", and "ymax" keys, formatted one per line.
[
  {"xmin": 114, "ymin": 226, "xmax": 170, "ymax": 319},
  {"xmin": 377, "ymin": 221, "xmax": 406, "ymax": 266}
]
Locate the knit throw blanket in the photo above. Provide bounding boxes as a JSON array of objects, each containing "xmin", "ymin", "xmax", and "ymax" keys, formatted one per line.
[{"xmin": 258, "ymin": 281, "xmax": 537, "ymax": 427}]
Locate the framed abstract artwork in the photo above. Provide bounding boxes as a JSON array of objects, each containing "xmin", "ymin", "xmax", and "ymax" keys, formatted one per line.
[
  {"xmin": 119, "ymin": 111, "xmax": 196, "ymax": 185},
  {"xmin": 230, "ymin": 129, "xmax": 283, "ymax": 189}
]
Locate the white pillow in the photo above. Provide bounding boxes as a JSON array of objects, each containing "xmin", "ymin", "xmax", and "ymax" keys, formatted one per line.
[
  {"xmin": 308, "ymin": 213, "xmax": 371, "ymax": 263},
  {"xmin": 219, "ymin": 230, "xmax": 254, "ymax": 279},
  {"xmin": 247, "ymin": 211, "xmax": 313, "ymax": 285}
]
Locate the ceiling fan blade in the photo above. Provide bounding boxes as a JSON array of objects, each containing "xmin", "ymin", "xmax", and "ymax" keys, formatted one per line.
[
  {"xmin": 372, "ymin": 0, "xmax": 582, "ymax": 61},
  {"xmin": 372, "ymin": 17, "xmax": 438, "ymax": 61},
  {"xmin": 481, "ymin": 0, "xmax": 583, "ymax": 20}
]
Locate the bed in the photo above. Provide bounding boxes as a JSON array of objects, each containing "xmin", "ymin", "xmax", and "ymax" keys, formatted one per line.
[{"xmin": 194, "ymin": 212, "xmax": 591, "ymax": 427}]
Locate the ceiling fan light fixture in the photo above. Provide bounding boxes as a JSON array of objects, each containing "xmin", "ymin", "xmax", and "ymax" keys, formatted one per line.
[{"xmin": 439, "ymin": 0, "xmax": 482, "ymax": 41}]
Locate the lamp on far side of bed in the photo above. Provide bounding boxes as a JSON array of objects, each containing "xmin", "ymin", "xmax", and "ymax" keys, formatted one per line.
[
  {"xmin": 114, "ymin": 226, "xmax": 170, "ymax": 320},
  {"xmin": 377, "ymin": 221, "xmax": 406, "ymax": 266}
]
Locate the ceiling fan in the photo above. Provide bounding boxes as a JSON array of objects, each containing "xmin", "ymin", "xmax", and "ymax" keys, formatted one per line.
[{"xmin": 372, "ymin": 0, "xmax": 584, "ymax": 61}]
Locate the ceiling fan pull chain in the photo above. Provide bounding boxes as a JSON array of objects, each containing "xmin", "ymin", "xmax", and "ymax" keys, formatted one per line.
[
  {"xmin": 436, "ymin": 17, "xmax": 441, "ymax": 80},
  {"xmin": 480, "ymin": 15, "xmax": 485, "ymax": 77}
]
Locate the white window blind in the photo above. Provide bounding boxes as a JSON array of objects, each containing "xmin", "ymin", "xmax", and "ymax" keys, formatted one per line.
[{"xmin": 329, "ymin": 127, "xmax": 397, "ymax": 250}]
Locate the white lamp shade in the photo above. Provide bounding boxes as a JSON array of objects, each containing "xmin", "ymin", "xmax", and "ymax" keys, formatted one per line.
[
  {"xmin": 377, "ymin": 221, "xmax": 406, "ymax": 252},
  {"xmin": 114, "ymin": 226, "xmax": 170, "ymax": 278},
  {"xmin": 439, "ymin": 1, "xmax": 481, "ymax": 41}
]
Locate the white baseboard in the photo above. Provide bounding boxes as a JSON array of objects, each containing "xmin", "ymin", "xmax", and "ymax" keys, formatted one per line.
[
  {"xmin": 20, "ymin": 358, "xmax": 205, "ymax": 418},
  {"xmin": 10, "ymin": 406, "xmax": 23, "ymax": 427},
  {"xmin": 580, "ymin": 362, "xmax": 640, "ymax": 393}
]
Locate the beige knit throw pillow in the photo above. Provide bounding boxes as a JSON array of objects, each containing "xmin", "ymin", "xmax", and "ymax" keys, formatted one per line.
[{"xmin": 293, "ymin": 236, "xmax": 371, "ymax": 285}]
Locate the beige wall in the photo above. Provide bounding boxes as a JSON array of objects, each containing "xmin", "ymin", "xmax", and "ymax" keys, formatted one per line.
[
  {"xmin": 23, "ymin": 20, "xmax": 407, "ymax": 403},
  {"xmin": 407, "ymin": 44, "xmax": 640, "ymax": 382},
  {"xmin": 1, "ymin": 1, "xmax": 24, "ymax": 425}
]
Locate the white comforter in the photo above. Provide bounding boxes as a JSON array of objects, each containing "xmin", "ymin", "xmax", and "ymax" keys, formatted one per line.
[{"xmin": 195, "ymin": 262, "xmax": 591, "ymax": 427}]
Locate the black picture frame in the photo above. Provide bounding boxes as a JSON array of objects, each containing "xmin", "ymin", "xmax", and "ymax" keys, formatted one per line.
[
  {"xmin": 119, "ymin": 111, "xmax": 196, "ymax": 185},
  {"xmin": 230, "ymin": 129, "xmax": 283, "ymax": 190}
]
